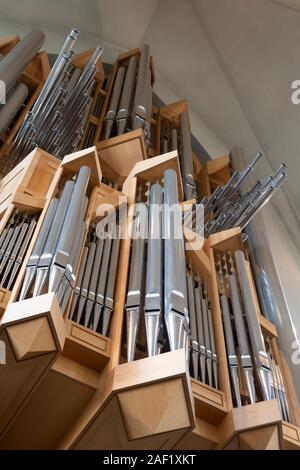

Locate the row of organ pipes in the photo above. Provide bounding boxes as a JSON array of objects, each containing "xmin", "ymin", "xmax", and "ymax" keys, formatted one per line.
[
  {"xmin": 0, "ymin": 26, "xmax": 292, "ymax": 424},
  {"xmin": 17, "ymin": 167, "xmax": 120, "ymax": 338},
  {"xmin": 0, "ymin": 29, "xmax": 103, "ymax": 174},
  {"xmin": 0, "ymin": 30, "xmax": 45, "ymax": 139},
  {"xmin": 103, "ymin": 44, "xmax": 153, "ymax": 147},
  {"xmin": 124, "ymin": 166, "xmax": 290, "ymax": 422}
]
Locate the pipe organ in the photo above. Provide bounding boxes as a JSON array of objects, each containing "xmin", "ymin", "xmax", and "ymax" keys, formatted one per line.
[{"xmin": 0, "ymin": 28, "xmax": 298, "ymax": 452}]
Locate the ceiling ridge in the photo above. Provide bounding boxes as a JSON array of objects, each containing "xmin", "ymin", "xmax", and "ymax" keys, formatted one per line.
[
  {"xmin": 154, "ymin": 66, "xmax": 229, "ymax": 156},
  {"xmin": 191, "ymin": 0, "xmax": 300, "ymax": 243},
  {"xmin": 140, "ymin": 0, "xmax": 161, "ymax": 47},
  {"xmin": 270, "ymin": 0, "xmax": 300, "ymax": 14}
]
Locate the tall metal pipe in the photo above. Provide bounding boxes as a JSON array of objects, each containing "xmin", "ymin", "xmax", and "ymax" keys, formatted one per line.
[
  {"xmin": 0, "ymin": 29, "xmax": 45, "ymax": 94},
  {"xmin": 180, "ymin": 112, "xmax": 196, "ymax": 200},
  {"xmin": 132, "ymin": 44, "xmax": 151, "ymax": 130},
  {"xmin": 163, "ymin": 169, "xmax": 189, "ymax": 351},
  {"xmin": 0, "ymin": 83, "xmax": 28, "ymax": 134},
  {"xmin": 145, "ymin": 182, "xmax": 163, "ymax": 357}
]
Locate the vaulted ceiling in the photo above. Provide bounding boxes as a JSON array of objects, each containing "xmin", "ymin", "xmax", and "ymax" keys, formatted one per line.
[{"xmin": 0, "ymin": 0, "xmax": 299, "ymax": 239}]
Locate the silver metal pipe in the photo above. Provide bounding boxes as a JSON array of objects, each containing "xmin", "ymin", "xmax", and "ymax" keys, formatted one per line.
[
  {"xmin": 171, "ymin": 128, "xmax": 178, "ymax": 151},
  {"xmin": 207, "ymin": 307, "xmax": 218, "ymax": 389},
  {"xmin": 220, "ymin": 293, "xmax": 241, "ymax": 406},
  {"xmin": 102, "ymin": 232, "xmax": 120, "ymax": 336},
  {"xmin": 49, "ymin": 166, "xmax": 91, "ymax": 294},
  {"xmin": 71, "ymin": 246, "xmax": 88, "ymax": 323},
  {"xmin": 235, "ymin": 250, "xmax": 272, "ymax": 401},
  {"xmin": 104, "ymin": 66, "xmax": 126, "ymax": 139},
  {"xmin": 202, "ymin": 289, "xmax": 213, "ymax": 388},
  {"xmin": 117, "ymin": 56, "xmax": 137, "ymax": 135},
  {"xmin": 144, "ymin": 71, "xmax": 152, "ymax": 147},
  {"xmin": 194, "ymin": 277, "xmax": 206, "ymax": 383},
  {"xmin": 7, "ymin": 215, "xmax": 37, "ymax": 290},
  {"xmin": 0, "ymin": 29, "xmax": 45, "ymax": 94},
  {"xmin": 187, "ymin": 270, "xmax": 199, "ymax": 379},
  {"xmin": 31, "ymin": 29, "xmax": 79, "ymax": 117},
  {"xmin": 58, "ymin": 197, "xmax": 88, "ymax": 313},
  {"xmin": 126, "ymin": 194, "xmax": 147, "ymax": 362},
  {"xmin": 132, "ymin": 44, "xmax": 151, "ymax": 130},
  {"xmin": 180, "ymin": 112, "xmax": 196, "ymax": 200},
  {"xmin": 2, "ymin": 33, "xmax": 103, "ymax": 171},
  {"xmin": 163, "ymin": 169, "xmax": 189, "ymax": 351},
  {"xmin": 230, "ymin": 146, "xmax": 300, "ymax": 409},
  {"xmin": 19, "ymin": 198, "xmax": 58, "ymax": 300},
  {"xmin": 84, "ymin": 237, "xmax": 104, "ymax": 329},
  {"xmin": 79, "ymin": 238, "xmax": 97, "ymax": 327},
  {"xmin": 33, "ymin": 181, "xmax": 74, "ymax": 297},
  {"xmin": 145, "ymin": 182, "xmax": 163, "ymax": 357},
  {"xmin": 1, "ymin": 216, "xmax": 29, "ymax": 285},
  {"xmin": 228, "ymin": 273, "xmax": 256, "ymax": 404},
  {"xmin": 162, "ymin": 138, "xmax": 168, "ymax": 153},
  {"xmin": 0, "ymin": 83, "xmax": 28, "ymax": 134}
]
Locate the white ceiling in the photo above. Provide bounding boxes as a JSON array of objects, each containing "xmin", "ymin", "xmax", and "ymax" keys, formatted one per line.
[{"xmin": 0, "ymin": 0, "xmax": 299, "ymax": 243}]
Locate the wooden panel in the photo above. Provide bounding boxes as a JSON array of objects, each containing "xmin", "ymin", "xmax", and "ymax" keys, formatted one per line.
[
  {"xmin": 198, "ymin": 166, "xmax": 211, "ymax": 201},
  {"xmin": 197, "ymin": 156, "xmax": 231, "ymax": 202},
  {"xmin": 63, "ymin": 320, "xmax": 111, "ymax": 372},
  {"xmin": 217, "ymin": 399, "xmax": 282, "ymax": 449},
  {"xmin": 193, "ymin": 152, "xmax": 202, "ymax": 176},
  {"xmin": 73, "ymin": 395, "xmax": 188, "ymax": 450},
  {"xmin": 91, "ymin": 185, "xmax": 122, "ymax": 220},
  {"xmin": 206, "ymin": 227, "xmax": 242, "ymax": 252},
  {"xmin": 67, "ymin": 352, "xmax": 193, "ymax": 450},
  {"xmin": 0, "ymin": 149, "xmax": 59, "ymax": 215},
  {"xmin": 21, "ymin": 152, "xmax": 59, "ymax": 198},
  {"xmin": 0, "ymin": 330, "xmax": 57, "ymax": 438},
  {"xmin": 0, "ymin": 35, "xmax": 19, "ymax": 54},
  {"xmin": 282, "ymin": 421, "xmax": 300, "ymax": 450},
  {"xmin": 185, "ymin": 245, "xmax": 211, "ymax": 278},
  {"xmin": 174, "ymin": 417, "xmax": 218, "ymax": 450},
  {"xmin": 0, "ymin": 287, "xmax": 10, "ymax": 318},
  {"xmin": 107, "ymin": 178, "xmax": 137, "ymax": 370},
  {"xmin": 2, "ymin": 292, "xmax": 65, "ymax": 352},
  {"xmin": 259, "ymin": 314, "xmax": 277, "ymax": 338},
  {"xmin": 72, "ymin": 48, "xmax": 105, "ymax": 82},
  {"xmin": 0, "ymin": 292, "xmax": 66, "ymax": 439},
  {"xmin": 23, "ymin": 51, "xmax": 50, "ymax": 83},
  {"xmin": 0, "ymin": 357, "xmax": 98, "ymax": 450},
  {"xmin": 192, "ymin": 379, "xmax": 227, "ymax": 424},
  {"xmin": 125, "ymin": 150, "xmax": 184, "ymax": 200},
  {"xmin": 118, "ymin": 378, "xmax": 191, "ymax": 440},
  {"xmin": 160, "ymin": 100, "xmax": 189, "ymax": 128},
  {"xmin": 206, "ymin": 156, "xmax": 230, "ymax": 176},
  {"xmin": 206, "ymin": 246, "xmax": 233, "ymax": 411},
  {"xmin": 97, "ymin": 129, "xmax": 147, "ymax": 182},
  {"xmin": 113, "ymin": 349, "xmax": 190, "ymax": 392},
  {"xmin": 118, "ymin": 47, "xmax": 139, "ymax": 62},
  {"xmin": 62, "ymin": 147, "xmax": 102, "ymax": 188},
  {"xmin": 58, "ymin": 349, "xmax": 194, "ymax": 450},
  {"xmin": 238, "ymin": 425, "xmax": 280, "ymax": 450}
]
